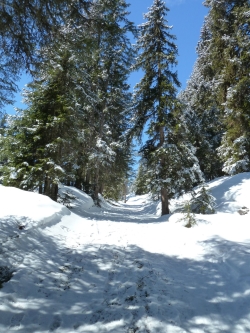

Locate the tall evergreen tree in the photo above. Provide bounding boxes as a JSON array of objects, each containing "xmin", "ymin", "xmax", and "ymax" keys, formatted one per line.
[
  {"xmin": 203, "ymin": 0, "xmax": 250, "ymax": 175},
  {"xmin": 132, "ymin": 0, "xmax": 203, "ymax": 215},
  {"xmin": 1, "ymin": 0, "xmax": 135, "ymax": 203},
  {"xmin": 178, "ymin": 15, "xmax": 224, "ymax": 180},
  {"xmin": 84, "ymin": 0, "xmax": 135, "ymax": 203},
  {"xmin": 134, "ymin": 160, "xmax": 149, "ymax": 195},
  {"xmin": 0, "ymin": 24, "xmax": 92, "ymax": 201}
]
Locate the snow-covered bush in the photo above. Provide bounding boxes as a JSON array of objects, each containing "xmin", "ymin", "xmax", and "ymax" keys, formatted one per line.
[
  {"xmin": 191, "ymin": 185, "xmax": 216, "ymax": 214},
  {"xmin": 179, "ymin": 201, "xmax": 197, "ymax": 228}
]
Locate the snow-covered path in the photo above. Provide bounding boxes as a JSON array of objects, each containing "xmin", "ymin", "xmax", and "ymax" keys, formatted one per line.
[{"xmin": 1, "ymin": 175, "xmax": 250, "ymax": 332}]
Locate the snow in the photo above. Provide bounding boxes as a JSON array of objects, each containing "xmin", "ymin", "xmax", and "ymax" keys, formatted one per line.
[{"xmin": 1, "ymin": 173, "xmax": 250, "ymax": 332}]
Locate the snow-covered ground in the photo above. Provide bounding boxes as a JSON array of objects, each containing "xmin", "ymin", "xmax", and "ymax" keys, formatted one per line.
[{"xmin": 0, "ymin": 173, "xmax": 250, "ymax": 333}]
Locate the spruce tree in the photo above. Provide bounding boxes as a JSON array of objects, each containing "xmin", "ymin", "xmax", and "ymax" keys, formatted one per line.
[
  {"xmin": 203, "ymin": 0, "xmax": 250, "ymax": 175},
  {"xmin": 134, "ymin": 160, "xmax": 149, "ymax": 195},
  {"xmin": 1, "ymin": 1, "xmax": 135, "ymax": 204},
  {"xmin": 84, "ymin": 0, "xmax": 135, "ymax": 204},
  {"xmin": 0, "ymin": 26, "xmax": 92, "ymax": 201},
  {"xmin": 179, "ymin": 15, "xmax": 224, "ymax": 180},
  {"xmin": 132, "ymin": 0, "xmax": 203, "ymax": 215}
]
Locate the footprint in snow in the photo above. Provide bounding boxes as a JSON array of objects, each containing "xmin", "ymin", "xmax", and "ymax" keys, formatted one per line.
[
  {"xmin": 49, "ymin": 315, "xmax": 61, "ymax": 331},
  {"xmin": 10, "ymin": 313, "xmax": 24, "ymax": 328}
]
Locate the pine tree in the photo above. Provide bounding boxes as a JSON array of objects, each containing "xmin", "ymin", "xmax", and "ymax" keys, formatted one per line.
[
  {"xmin": 203, "ymin": 0, "xmax": 250, "ymax": 175},
  {"xmin": 134, "ymin": 160, "xmax": 149, "ymax": 195},
  {"xmin": 178, "ymin": 16, "xmax": 224, "ymax": 180},
  {"xmin": 191, "ymin": 185, "xmax": 216, "ymax": 214},
  {"xmin": 83, "ymin": 0, "xmax": 136, "ymax": 204},
  {"xmin": 1, "ymin": 1, "xmax": 135, "ymax": 204},
  {"xmin": 132, "ymin": 0, "xmax": 203, "ymax": 215},
  {"xmin": 180, "ymin": 201, "xmax": 197, "ymax": 228},
  {"xmin": 0, "ymin": 26, "xmax": 92, "ymax": 201}
]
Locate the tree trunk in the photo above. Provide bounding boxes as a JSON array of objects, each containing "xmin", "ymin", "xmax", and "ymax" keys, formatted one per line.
[
  {"xmin": 159, "ymin": 126, "xmax": 170, "ymax": 215},
  {"xmin": 123, "ymin": 182, "xmax": 127, "ymax": 203},
  {"xmin": 44, "ymin": 175, "xmax": 51, "ymax": 197},
  {"xmin": 39, "ymin": 185, "xmax": 43, "ymax": 194},
  {"xmin": 75, "ymin": 178, "xmax": 82, "ymax": 190},
  {"xmin": 84, "ymin": 171, "xmax": 91, "ymax": 194},
  {"xmin": 51, "ymin": 183, "xmax": 58, "ymax": 202},
  {"xmin": 93, "ymin": 167, "xmax": 100, "ymax": 206},
  {"xmin": 161, "ymin": 187, "xmax": 169, "ymax": 215},
  {"xmin": 99, "ymin": 183, "xmax": 104, "ymax": 195}
]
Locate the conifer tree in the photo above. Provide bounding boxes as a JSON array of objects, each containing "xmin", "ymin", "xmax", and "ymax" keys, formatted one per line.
[
  {"xmin": 191, "ymin": 184, "xmax": 216, "ymax": 214},
  {"xmin": 179, "ymin": 15, "xmax": 224, "ymax": 180},
  {"xmin": 0, "ymin": 25, "xmax": 92, "ymax": 201},
  {"xmin": 203, "ymin": 0, "xmax": 250, "ymax": 175},
  {"xmin": 132, "ymin": 0, "xmax": 203, "ymax": 215},
  {"xmin": 84, "ymin": 0, "xmax": 135, "ymax": 204},
  {"xmin": 1, "ymin": 1, "xmax": 135, "ymax": 204},
  {"xmin": 134, "ymin": 160, "xmax": 148, "ymax": 195}
]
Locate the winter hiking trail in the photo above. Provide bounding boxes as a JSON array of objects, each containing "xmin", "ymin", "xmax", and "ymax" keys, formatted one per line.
[{"xmin": 1, "ymin": 175, "xmax": 250, "ymax": 333}]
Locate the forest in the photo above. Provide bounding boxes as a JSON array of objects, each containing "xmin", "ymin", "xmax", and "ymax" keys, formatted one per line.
[{"xmin": 0, "ymin": 0, "xmax": 250, "ymax": 216}]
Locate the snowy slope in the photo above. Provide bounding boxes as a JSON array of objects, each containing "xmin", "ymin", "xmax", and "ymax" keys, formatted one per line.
[{"xmin": 0, "ymin": 174, "xmax": 250, "ymax": 333}]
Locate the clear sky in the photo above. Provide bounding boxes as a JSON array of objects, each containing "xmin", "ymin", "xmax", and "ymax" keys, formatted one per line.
[{"xmin": 5, "ymin": 0, "xmax": 208, "ymax": 115}]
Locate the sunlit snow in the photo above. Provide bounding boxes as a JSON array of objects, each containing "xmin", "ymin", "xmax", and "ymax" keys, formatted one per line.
[{"xmin": 0, "ymin": 173, "xmax": 250, "ymax": 332}]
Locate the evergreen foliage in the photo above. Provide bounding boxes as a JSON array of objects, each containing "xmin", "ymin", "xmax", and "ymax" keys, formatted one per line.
[
  {"xmin": 134, "ymin": 160, "xmax": 148, "ymax": 195},
  {"xmin": 178, "ymin": 16, "xmax": 224, "ymax": 180},
  {"xmin": 191, "ymin": 185, "xmax": 216, "ymax": 214},
  {"xmin": 0, "ymin": 0, "xmax": 91, "ymax": 111},
  {"xmin": 201, "ymin": 0, "xmax": 250, "ymax": 175},
  {"xmin": 0, "ymin": 0, "xmax": 135, "ymax": 203},
  {"xmin": 180, "ymin": 201, "xmax": 197, "ymax": 228},
  {"xmin": 132, "ymin": 0, "xmax": 203, "ymax": 215}
]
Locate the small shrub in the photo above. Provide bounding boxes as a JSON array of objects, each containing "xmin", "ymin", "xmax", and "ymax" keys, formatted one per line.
[
  {"xmin": 191, "ymin": 185, "xmax": 216, "ymax": 214},
  {"xmin": 180, "ymin": 201, "xmax": 197, "ymax": 228}
]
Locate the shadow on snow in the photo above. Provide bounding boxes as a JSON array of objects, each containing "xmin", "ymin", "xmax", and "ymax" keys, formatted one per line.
[{"xmin": 1, "ymin": 222, "xmax": 250, "ymax": 332}]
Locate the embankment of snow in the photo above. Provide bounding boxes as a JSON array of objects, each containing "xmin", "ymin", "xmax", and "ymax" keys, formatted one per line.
[
  {"xmin": 0, "ymin": 185, "xmax": 70, "ymax": 229},
  {"xmin": 59, "ymin": 185, "xmax": 94, "ymax": 214},
  {"xmin": 0, "ymin": 186, "xmax": 71, "ymax": 252},
  {"xmin": 169, "ymin": 172, "xmax": 250, "ymax": 215}
]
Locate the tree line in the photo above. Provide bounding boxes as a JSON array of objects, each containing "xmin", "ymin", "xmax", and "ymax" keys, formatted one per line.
[{"xmin": 0, "ymin": 0, "xmax": 249, "ymax": 215}]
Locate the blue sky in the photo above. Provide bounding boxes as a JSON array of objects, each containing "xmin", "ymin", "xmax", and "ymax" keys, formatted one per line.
[{"xmin": 5, "ymin": 0, "xmax": 208, "ymax": 115}]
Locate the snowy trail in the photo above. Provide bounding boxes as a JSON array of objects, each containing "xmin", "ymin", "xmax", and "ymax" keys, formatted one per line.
[{"xmin": 1, "ymin": 179, "xmax": 250, "ymax": 332}]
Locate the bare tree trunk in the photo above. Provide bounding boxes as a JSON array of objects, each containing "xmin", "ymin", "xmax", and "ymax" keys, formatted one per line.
[
  {"xmin": 75, "ymin": 178, "xmax": 82, "ymax": 189},
  {"xmin": 161, "ymin": 187, "xmax": 169, "ymax": 215},
  {"xmin": 123, "ymin": 182, "xmax": 127, "ymax": 203},
  {"xmin": 159, "ymin": 126, "xmax": 170, "ymax": 215},
  {"xmin": 93, "ymin": 167, "xmax": 100, "ymax": 207},
  {"xmin": 51, "ymin": 183, "xmax": 58, "ymax": 202},
  {"xmin": 99, "ymin": 183, "xmax": 104, "ymax": 195},
  {"xmin": 44, "ymin": 175, "xmax": 51, "ymax": 197},
  {"xmin": 39, "ymin": 185, "xmax": 43, "ymax": 194}
]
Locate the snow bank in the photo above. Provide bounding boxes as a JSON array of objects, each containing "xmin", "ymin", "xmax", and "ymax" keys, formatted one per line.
[
  {"xmin": 208, "ymin": 172, "xmax": 250, "ymax": 213},
  {"xmin": 59, "ymin": 185, "xmax": 94, "ymax": 209},
  {"xmin": 0, "ymin": 185, "xmax": 70, "ymax": 229},
  {"xmin": 170, "ymin": 172, "xmax": 250, "ymax": 215}
]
